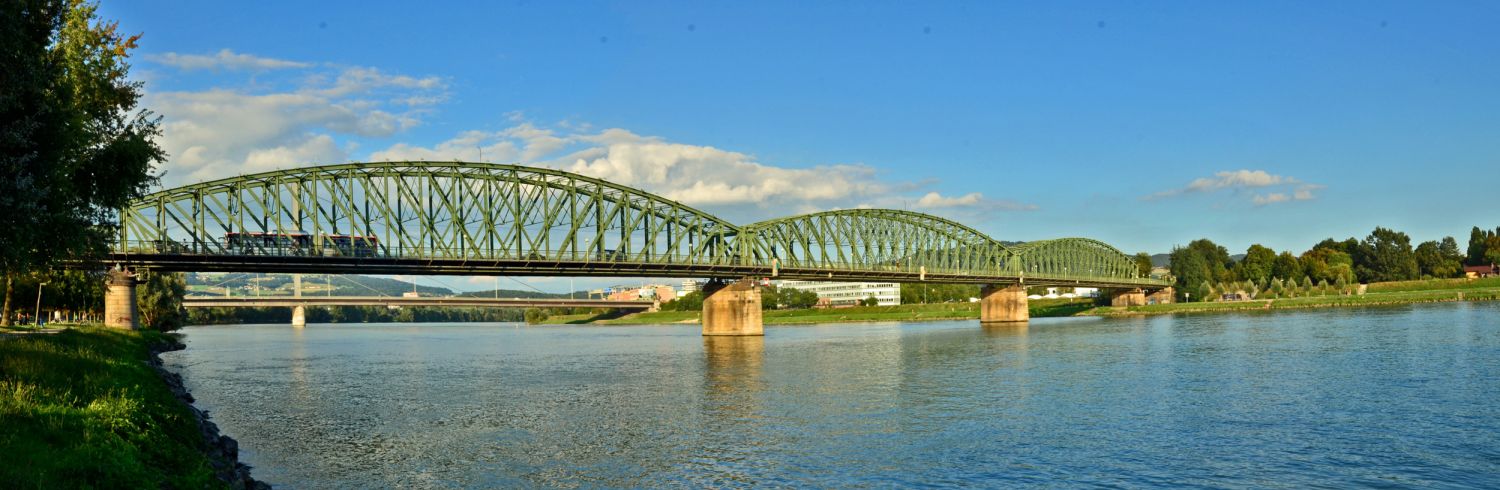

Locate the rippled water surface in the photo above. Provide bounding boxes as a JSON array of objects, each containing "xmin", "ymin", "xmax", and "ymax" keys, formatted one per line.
[{"xmin": 163, "ymin": 303, "xmax": 1500, "ymax": 488}]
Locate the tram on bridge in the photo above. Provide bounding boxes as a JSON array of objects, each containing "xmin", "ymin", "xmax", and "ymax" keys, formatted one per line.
[{"xmin": 223, "ymin": 232, "xmax": 379, "ymax": 258}]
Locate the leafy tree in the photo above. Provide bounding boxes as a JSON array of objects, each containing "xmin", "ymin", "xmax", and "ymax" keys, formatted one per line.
[
  {"xmin": 783, "ymin": 288, "xmax": 820, "ymax": 309},
  {"xmin": 1415, "ymin": 240, "xmax": 1462, "ymax": 278},
  {"xmin": 1272, "ymin": 251, "xmax": 1304, "ymax": 282},
  {"xmin": 1169, "ymin": 246, "xmax": 1210, "ymax": 301},
  {"xmin": 1467, "ymin": 227, "xmax": 1496, "ymax": 266},
  {"xmin": 1187, "ymin": 239, "xmax": 1234, "ymax": 282},
  {"xmin": 1134, "ymin": 252, "xmax": 1154, "ymax": 278},
  {"xmin": 900, "ymin": 283, "xmax": 979, "ymax": 304},
  {"xmin": 1335, "ymin": 274, "xmax": 1348, "ymax": 294},
  {"xmin": 663, "ymin": 291, "xmax": 704, "ymax": 311},
  {"xmin": 760, "ymin": 286, "xmax": 781, "ymax": 310},
  {"xmin": 1317, "ymin": 278, "xmax": 1329, "ymax": 296},
  {"xmin": 861, "ymin": 296, "xmax": 879, "ymax": 307},
  {"xmin": 2, "ymin": 0, "xmax": 165, "ymax": 320},
  {"xmin": 1353, "ymin": 227, "xmax": 1419, "ymax": 283},
  {"xmin": 136, "ymin": 271, "xmax": 184, "ymax": 331},
  {"xmin": 1238, "ymin": 244, "xmax": 1276, "ymax": 285},
  {"xmin": 1487, "ymin": 236, "xmax": 1500, "ymax": 266},
  {"xmin": 523, "ymin": 308, "xmax": 549, "ymax": 324}
]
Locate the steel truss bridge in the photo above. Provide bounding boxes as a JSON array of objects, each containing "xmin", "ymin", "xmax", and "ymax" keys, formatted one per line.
[{"xmin": 108, "ymin": 162, "xmax": 1167, "ymax": 289}]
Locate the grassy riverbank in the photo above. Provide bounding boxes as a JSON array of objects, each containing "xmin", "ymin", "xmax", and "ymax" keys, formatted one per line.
[
  {"xmin": 1089, "ymin": 277, "xmax": 1500, "ymax": 317},
  {"xmin": 536, "ymin": 277, "xmax": 1500, "ymax": 325},
  {"xmin": 0, "ymin": 327, "xmax": 223, "ymax": 488},
  {"xmin": 536, "ymin": 297, "xmax": 1095, "ymax": 325}
]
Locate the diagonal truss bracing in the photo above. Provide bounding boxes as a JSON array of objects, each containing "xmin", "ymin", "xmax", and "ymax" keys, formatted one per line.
[{"xmin": 110, "ymin": 162, "xmax": 1167, "ymax": 287}]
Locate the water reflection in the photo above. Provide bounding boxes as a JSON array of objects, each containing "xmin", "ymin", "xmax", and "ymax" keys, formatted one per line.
[
  {"xmin": 702, "ymin": 336, "xmax": 765, "ymax": 403},
  {"xmin": 164, "ymin": 304, "xmax": 1500, "ymax": 488}
]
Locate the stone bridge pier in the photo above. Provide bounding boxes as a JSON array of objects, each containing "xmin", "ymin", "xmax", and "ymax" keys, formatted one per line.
[
  {"xmin": 1110, "ymin": 288, "xmax": 1147, "ymax": 307},
  {"xmin": 701, "ymin": 278, "xmax": 763, "ymax": 336},
  {"xmin": 1110, "ymin": 287, "xmax": 1175, "ymax": 307},
  {"xmin": 104, "ymin": 269, "xmax": 139, "ymax": 329},
  {"xmin": 979, "ymin": 284, "xmax": 1028, "ymax": 323}
]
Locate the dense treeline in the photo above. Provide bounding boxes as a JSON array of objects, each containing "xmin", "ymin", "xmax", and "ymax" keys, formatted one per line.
[
  {"xmin": 659, "ymin": 286, "xmax": 821, "ymax": 312},
  {"xmin": 1170, "ymin": 225, "xmax": 1500, "ymax": 301},
  {"xmin": 900, "ymin": 283, "xmax": 981, "ymax": 303}
]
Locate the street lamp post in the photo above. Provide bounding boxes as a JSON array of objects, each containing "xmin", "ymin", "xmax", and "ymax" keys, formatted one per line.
[{"xmin": 33, "ymin": 281, "xmax": 47, "ymax": 328}]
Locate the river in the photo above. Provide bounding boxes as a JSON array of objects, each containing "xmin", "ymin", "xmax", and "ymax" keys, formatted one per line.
[{"xmin": 162, "ymin": 302, "xmax": 1500, "ymax": 488}]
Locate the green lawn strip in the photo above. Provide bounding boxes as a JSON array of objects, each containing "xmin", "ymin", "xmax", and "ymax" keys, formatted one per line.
[
  {"xmin": 0, "ymin": 327, "xmax": 223, "ymax": 488},
  {"xmin": 1365, "ymin": 276, "xmax": 1500, "ymax": 293},
  {"xmin": 1087, "ymin": 286, "xmax": 1500, "ymax": 316}
]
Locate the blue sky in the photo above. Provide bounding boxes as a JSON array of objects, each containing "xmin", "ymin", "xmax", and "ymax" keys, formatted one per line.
[{"xmin": 103, "ymin": 1, "xmax": 1500, "ymax": 291}]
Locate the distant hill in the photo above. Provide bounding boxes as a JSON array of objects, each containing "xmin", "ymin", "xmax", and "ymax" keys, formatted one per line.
[{"xmin": 187, "ymin": 273, "xmax": 452, "ymax": 297}]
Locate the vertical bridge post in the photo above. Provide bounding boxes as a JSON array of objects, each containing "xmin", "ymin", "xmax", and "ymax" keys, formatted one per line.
[
  {"xmin": 292, "ymin": 274, "xmax": 306, "ymax": 327},
  {"xmin": 701, "ymin": 278, "xmax": 763, "ymax": 336},
  {"xmin": 980, "ymin": 284, "xmax": 1028, "ymax": 323},
  {"xmin": 104, "ymin": 269, "xmax": 139, "ymax": 329}
]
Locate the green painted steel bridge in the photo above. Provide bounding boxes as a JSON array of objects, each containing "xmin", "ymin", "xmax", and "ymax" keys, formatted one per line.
[{"xmin": 107, "ymin": 162, "xmax": 1167, "ymax": 288}]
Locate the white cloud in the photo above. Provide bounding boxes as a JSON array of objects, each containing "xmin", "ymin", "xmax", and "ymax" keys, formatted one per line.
[
  {"xmin": 1253, "ymin": 184, "xmax": 1323, "ymax": 206},
  {"xmin": 915, "ymin": 191, "xmax": 1037, "ymax": 211},
  {"xmin": 147, "ymin": 49, "xmax": 311, "ymax": 71},
  {"xmin": 140, "ymin": 53, "xmax": 1022, "ymax": 220},
  {"xmin": 1148, "ymin": 169, "xmax": 1322, "ymax": 206},
  {"xmin": 368, "ymin": 120, "xmax": 1028, "ymax": 218},
  {"xmin": 144, "ymin": 53, "xmax": 446, "ymax": 184}
]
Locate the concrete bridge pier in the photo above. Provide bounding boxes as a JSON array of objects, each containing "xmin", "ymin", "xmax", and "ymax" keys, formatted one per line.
[
  {"xmin": 701, "ymin": 278, "xmax": 763, "ymax": 336},
  {"xmin": 1111, "ymin": 288, "xmax": 1147, "ymax": 307},
  {"xmin": 104, "ymin": 269, "xmax": 139, "ymax": 329},
  {"xmin": 1146, "ymin": 287, "xmax": 1175, "ymax": 305},
  {"xmin": 979, "ymin": 284, "xmax": 1028, "ymax": 323},
  {"xmin": 291, "ymin": 306, "xmax": 307, "ymax": 328}
]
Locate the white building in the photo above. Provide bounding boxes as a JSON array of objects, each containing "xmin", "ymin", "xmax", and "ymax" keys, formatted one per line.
[{"xmin": 775, "ymin": 280, "xmax": 901, "ymax": 307}]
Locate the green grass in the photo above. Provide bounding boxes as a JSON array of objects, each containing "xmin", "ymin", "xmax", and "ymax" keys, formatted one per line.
[
  {"xmin": 0, "ymin": 327, "xmax": 223, "ymax": 489},
  {"xmin": 1089, "ymin": 284, "xmax": 1500, "ymax": 317},
  {"xmin": 1365, "ymin": 276, "xmax": 1500, "ymax": 293},
  {"xmin": 535, "ymin": 298, "xmax": 1094, "ymax": 325}
]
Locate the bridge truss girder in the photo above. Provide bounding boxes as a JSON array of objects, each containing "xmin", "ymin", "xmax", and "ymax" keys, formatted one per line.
[{"xmin": 107, "ymin": 162, "xmax": 1168, "ymax": 288}]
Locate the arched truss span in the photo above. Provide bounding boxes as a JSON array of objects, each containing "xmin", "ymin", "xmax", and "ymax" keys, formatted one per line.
[
  {"xmin": 1008, "ymin": 238, "xmax": 1140, "ymax": 283},
  {"xmin": 740, "ymin": 209, "xmax": 1016, "ymax": 278},
  {"xmin": 118, "ymin": 162, "xmax": 743, "ymax": 273},
  {"xmin": 110, "ymin": 162, "xmax": 1166, "ymax": 286}
]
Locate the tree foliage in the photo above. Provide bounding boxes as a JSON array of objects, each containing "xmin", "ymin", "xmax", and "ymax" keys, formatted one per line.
[
  {"xmin": 1352, "ymin": 227, "xmax": 1419, "ymax": 283},
  {"xmin": 1169, "ymin": 245, "xmax": 1211, "ymax": 301},
  {"xmin": 136, "ymin": 271, "xmax": 184, "ymax": 331},
  {"xmin": 900, "ymin": 283, "xmax": 979, "ymax": 304},
  {"xmin": 1467, "ymin": 227, "xmax": 1500, "ymax": 266},
  {"xmin": 1133, "ymin": 252, "xmax": 1154, "ymax": 278},
  {"xmin": 2, "ymin": 0, "xmax": 164, "ymax": 322},
  {"xmin": 1237, "ymin": 244, "xmax": 1276, "ymax": 285}
]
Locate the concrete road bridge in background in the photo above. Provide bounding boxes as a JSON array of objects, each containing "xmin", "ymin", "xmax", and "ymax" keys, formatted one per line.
[
  {"xmin": 93, "ymin": 161, "xmax": 1172, "ymax": 334},
  {"xmin": 181, "ymin": 295, "xmax": 657, "ymax": 327}
]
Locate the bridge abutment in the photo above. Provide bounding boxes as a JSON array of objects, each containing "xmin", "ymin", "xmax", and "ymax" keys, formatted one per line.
[
  {"xmin": 701, "ymin": 278, "xmax": 763, "ymax": 336},
  {"xmin": 1146, "ymin": 287, "xmax": 1175, "ymax": 305},
  {"xmin": 1111, "ymin": 288, "xmax": 1147, "ymax": 307},
  {"xmin": 980, "ymin": 284, "xmax": 1028, "ymax": 323},
  {"xmin": 104, "ymin": 269, "xmax": 139, "ymax": 330},
  {"xmin": 291, "ymin": 306, "xmax": 306, "ymax": 328}
]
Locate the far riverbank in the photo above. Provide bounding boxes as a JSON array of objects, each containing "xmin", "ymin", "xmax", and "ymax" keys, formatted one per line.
[{"xmin": 535, "ymin": 277, "xmax": 1500, "ymax": 325}]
